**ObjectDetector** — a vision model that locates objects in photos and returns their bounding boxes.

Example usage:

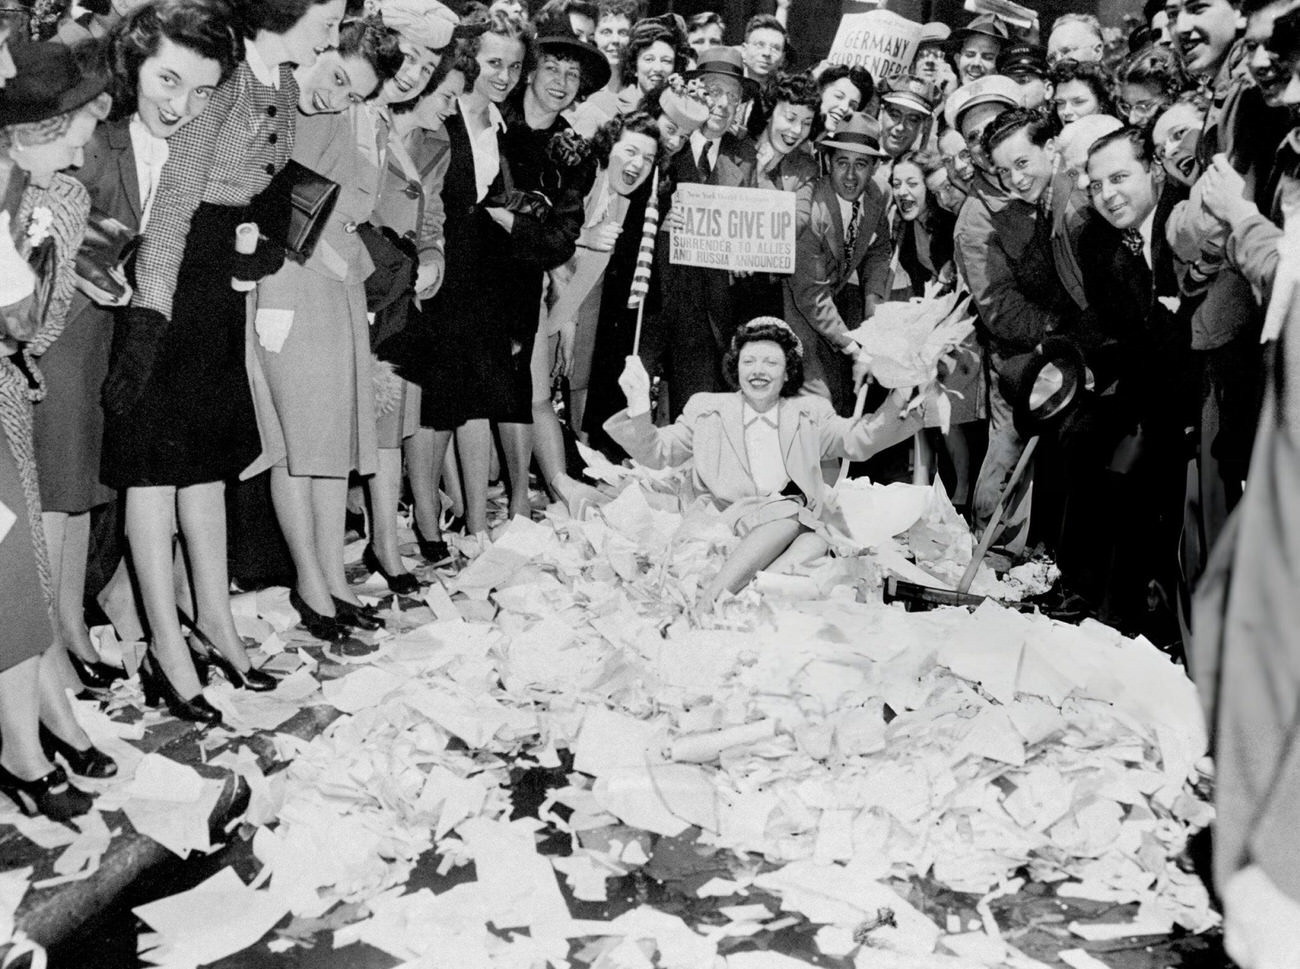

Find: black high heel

[362,544,420,596]
[413,524,453,566]
[138,652,223,725]
[331,596,383,631]
[66,652,126,691]
[39,726,117,779]
[288,589,348,642]
[173,611,215,685]
[0,763,92,822]
[183,622,277,693]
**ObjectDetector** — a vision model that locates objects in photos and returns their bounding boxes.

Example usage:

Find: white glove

[618,355,652,417]
[0,213,36,308]
[1224,864,1300,969]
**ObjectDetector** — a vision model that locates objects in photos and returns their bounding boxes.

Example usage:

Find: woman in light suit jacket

[606,318,926,611]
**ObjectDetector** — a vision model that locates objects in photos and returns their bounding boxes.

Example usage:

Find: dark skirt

[0,437,51,672]
[101,203,260,488]
[33,293,114,512]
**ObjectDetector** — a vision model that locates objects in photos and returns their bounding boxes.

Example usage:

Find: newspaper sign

[669,184,796,274]
[828,7,922,83]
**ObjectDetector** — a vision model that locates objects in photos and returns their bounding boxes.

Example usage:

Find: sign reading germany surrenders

[669,184,796,274]
[827,8,922,82]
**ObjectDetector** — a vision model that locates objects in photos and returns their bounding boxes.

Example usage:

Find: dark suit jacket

[783,174,891,411]
[657,132,759,411]
[1079,204,1194,434]
[76,119,144,231]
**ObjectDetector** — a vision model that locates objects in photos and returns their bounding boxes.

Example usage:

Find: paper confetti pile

[4,474,1216,969]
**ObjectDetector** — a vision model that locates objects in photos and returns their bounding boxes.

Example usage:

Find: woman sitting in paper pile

[606,317,934,609]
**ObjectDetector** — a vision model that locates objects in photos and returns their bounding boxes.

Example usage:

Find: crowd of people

[1,0,1299,958]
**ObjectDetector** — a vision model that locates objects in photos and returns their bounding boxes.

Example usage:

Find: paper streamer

[627,166,660,311]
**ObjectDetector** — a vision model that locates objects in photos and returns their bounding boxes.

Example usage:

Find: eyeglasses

[1117,96,1165,117]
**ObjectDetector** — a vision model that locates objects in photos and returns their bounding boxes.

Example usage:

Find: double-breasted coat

[246,107,380,479]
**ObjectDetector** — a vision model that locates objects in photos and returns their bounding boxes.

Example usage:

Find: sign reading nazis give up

[827,8,922,83]
[669,184,796,274]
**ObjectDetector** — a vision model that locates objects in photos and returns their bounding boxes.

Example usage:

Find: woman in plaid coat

[100,0,348,724]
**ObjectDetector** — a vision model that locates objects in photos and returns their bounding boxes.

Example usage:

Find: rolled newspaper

[666,718,777,763]
[232,222,259,292]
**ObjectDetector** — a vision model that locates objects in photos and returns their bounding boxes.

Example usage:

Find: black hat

[947,13,1012,52]
[685,46,760,100]
[997,43,1049,79]
[534,15,612,91]
[0,41,110,128]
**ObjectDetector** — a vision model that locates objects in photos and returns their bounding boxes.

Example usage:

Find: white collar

[244,38,281,89]
[690,130,720,159]
[459,96,505,133]
[1138,207,1156,264]
[742,400,779,428]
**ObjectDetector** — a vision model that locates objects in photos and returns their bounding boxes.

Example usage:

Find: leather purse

[74,209,140,300]
[246,160,341,264]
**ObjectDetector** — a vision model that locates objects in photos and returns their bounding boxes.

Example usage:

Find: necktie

[697,142,713,180]
[1121,227,1143,255]
[845,198,861,255]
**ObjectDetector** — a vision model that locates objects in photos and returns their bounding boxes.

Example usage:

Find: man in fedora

[784,113,891,416]
[653,45,759,418]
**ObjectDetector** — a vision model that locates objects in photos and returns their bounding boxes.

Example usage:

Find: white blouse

[128,114,169,231]
[742,401,790,495]
[458,96,505,203]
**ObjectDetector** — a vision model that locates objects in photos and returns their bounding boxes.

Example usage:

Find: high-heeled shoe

[362,544,420,596]
[39,726,117,779]
[184,622,277,693]
[138,652,223,725]
[0,763,92,822]
[413,524,453,566]
[331,596,383,631]
[66,652,127,691]
[288,589,349,642]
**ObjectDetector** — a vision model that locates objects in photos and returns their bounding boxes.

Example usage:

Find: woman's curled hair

[108,0,242,121]
[236,0,337,39]
[589,109,663,169]
[724,318,805,397]
[337,15,405,90]
[389,42,480,114]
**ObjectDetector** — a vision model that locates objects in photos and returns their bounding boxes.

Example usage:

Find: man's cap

[816,111,888,157]
[943,73,1022,129]
[996,42,1049,79]
[917,22,951,48]
[880,74,941,115]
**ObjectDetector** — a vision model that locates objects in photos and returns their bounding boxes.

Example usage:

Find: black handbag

[246,160,340,263]
[74,208,140,300]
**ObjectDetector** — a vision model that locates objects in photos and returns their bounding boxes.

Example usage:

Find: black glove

[101,307,167,417]
[486,189,553,223]
[231,239,286,282]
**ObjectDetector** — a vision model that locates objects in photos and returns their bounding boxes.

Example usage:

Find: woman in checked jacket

[99,0,347,724]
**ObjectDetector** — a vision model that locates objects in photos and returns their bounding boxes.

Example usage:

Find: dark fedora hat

[0,41,109,128]
[816,111,888,157]
[947,13,1012,51]
[533,13,612,91]
[685,46,759,101]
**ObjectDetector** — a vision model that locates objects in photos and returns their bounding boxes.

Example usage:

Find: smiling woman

[606,318,930,612]
[295,15,403,114]
[31,0,240,714]
[99,0,357,724]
